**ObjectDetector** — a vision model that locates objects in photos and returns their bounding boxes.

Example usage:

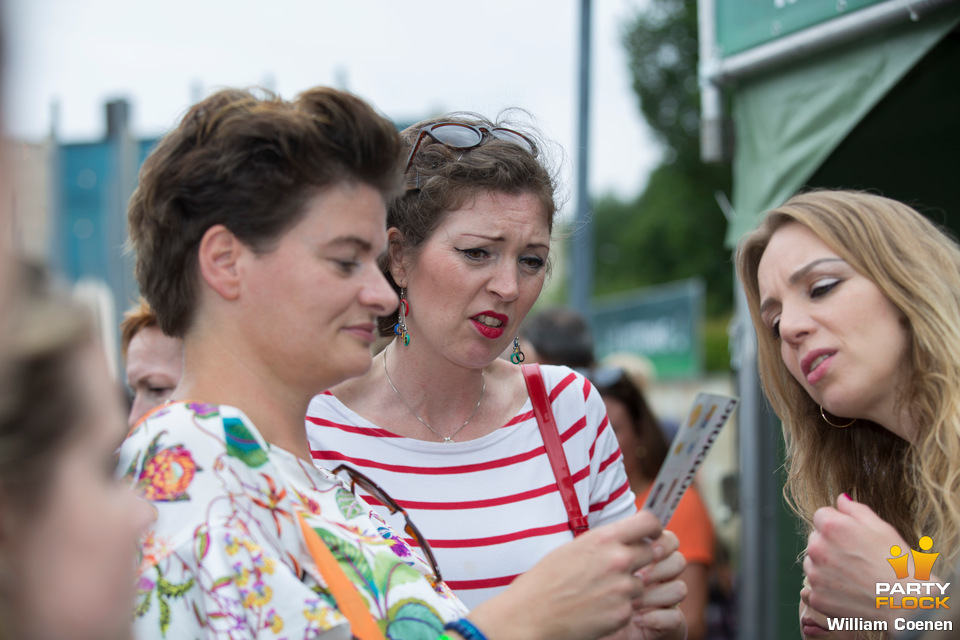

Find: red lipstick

[470,311,508,340]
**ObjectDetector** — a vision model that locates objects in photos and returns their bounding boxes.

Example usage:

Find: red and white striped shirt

[306,365,636,609]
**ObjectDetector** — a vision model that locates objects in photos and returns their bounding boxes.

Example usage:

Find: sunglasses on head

[332,464,443,584]
[403,121,538,175]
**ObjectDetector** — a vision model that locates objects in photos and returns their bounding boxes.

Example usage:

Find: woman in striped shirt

[308,113,687,638]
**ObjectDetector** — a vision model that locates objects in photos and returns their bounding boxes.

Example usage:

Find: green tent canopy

[727,5,960,245]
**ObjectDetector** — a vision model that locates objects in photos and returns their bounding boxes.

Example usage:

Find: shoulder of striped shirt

[306,366,593,432]
[305,365,618,472]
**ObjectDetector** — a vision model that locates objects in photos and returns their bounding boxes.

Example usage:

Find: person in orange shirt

[592,366,716,640]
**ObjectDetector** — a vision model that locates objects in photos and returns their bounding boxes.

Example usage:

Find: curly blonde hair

[737,190,960,572]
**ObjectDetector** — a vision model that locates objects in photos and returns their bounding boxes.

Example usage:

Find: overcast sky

[3,0,662,211]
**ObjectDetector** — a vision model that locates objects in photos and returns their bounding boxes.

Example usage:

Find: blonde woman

[737,190,960,637]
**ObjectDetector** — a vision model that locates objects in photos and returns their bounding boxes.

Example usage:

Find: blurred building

[7,138,51,263]
[8,99,160,375]
[53,100,159,322]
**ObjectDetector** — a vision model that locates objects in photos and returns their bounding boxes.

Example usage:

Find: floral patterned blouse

[119,401,468,639]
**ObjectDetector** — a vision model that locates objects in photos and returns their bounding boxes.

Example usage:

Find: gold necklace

[382,348,484,443]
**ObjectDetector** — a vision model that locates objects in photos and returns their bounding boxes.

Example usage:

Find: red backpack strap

[521,364,589,537]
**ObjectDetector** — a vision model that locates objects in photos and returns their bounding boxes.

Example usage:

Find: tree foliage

[594,163,732,317]
[592,0,732,318]
[623,0,701,167]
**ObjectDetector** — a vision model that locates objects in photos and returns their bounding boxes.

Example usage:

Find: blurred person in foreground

[0,4,15,358]
[737,190,960,638]
[123,86,685,640]
[305,112,687,638]
[120,298,182,428]
[0,263,152,640]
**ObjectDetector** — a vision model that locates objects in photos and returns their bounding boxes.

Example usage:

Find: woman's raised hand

[804,494,911,624]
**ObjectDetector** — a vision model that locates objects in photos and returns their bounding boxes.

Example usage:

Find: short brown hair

[119,297,158,360]
[378,112,558,335]
[129,87,403,337]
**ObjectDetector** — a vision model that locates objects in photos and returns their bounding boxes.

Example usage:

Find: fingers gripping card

[643,393,738,527]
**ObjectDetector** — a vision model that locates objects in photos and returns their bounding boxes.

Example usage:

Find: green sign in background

[716,0,889,56]
[590,279,703,379]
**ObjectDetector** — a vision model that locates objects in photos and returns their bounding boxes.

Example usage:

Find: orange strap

[297,512,386,640]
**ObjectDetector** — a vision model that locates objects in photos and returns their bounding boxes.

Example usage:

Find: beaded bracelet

[444,618,489,640]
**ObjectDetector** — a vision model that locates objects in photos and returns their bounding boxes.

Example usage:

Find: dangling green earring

[393,288,411,346]
[509,336,525,364]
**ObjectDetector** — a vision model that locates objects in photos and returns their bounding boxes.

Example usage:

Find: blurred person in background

[737,190,960,637]
[601,351,657,392]
[120,298,182,428]
[521,305,595,368]
[590,366,715,640]
[599,351,680,443]
[124,86,685,640]
[0,262,152,640]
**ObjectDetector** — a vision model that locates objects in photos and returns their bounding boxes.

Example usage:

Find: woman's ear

[387,228,408,288]
[197,225,245,301]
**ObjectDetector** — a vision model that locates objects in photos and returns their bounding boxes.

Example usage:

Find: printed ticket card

[642,392,738,527]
